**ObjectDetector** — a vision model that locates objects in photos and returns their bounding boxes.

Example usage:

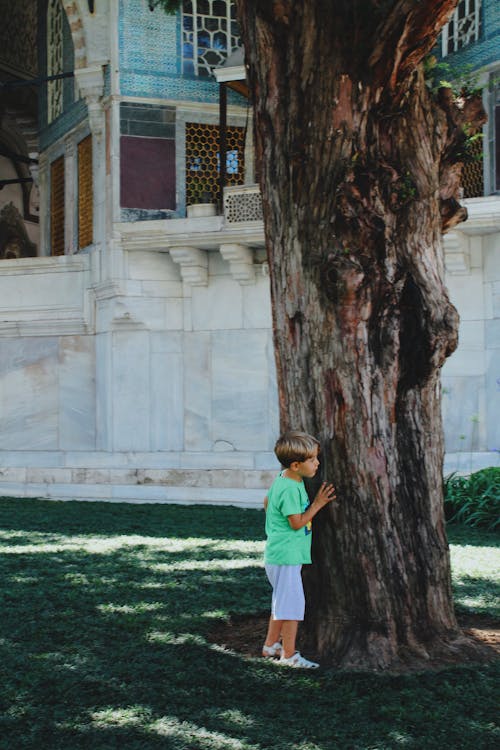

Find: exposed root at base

[208,612,499,673]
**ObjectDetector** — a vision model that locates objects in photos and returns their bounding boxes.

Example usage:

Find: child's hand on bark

[314,482,336,508]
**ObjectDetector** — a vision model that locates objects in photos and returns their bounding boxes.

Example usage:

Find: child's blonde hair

[274,431,320,468]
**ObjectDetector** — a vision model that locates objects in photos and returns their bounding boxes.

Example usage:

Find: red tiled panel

[120,136,176,209]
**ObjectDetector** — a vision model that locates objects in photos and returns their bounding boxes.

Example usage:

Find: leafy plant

[424,57,483,98]
[444,467,500,530]
[147,0,180,13]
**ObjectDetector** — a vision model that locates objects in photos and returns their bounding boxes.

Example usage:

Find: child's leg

[281,620,299,658]
[264,615,283,647]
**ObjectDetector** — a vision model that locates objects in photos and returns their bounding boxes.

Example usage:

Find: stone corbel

[74,65,105,136]
[169,246,208,286]
[219,243,255,284]
[443,231,470,274]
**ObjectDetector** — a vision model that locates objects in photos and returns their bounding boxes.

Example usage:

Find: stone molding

[220,243,255,285]
[74,65,106,135]
[169,246,208,286]
[460,196,500,234]
[0,254,91,336]
[444,231,470,274]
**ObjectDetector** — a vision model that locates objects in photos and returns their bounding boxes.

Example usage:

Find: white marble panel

[492,282,500,318]
[0,267,85,311]
[165,299,183,330]
[266,331,280,447]
[95,333,113,450]
[150,331,182,354]
[0,338,59,450]
[150,348,184,450]
[141,280,183,298]
[26,468,73,484]
[112,331,150,451]
[441,376,484,452]
[208,251,231,277]
[58,336,96,450]
[179,451,255,469]
[112,297,168,331]
[443,350,485,378]
[254,452,280,470]
[444,451,500,475]
[0,450,64,467]
[242,277,272,329]
[183,332,211,450]
[483,235,500,282]
[71,468,111,484]
[127,250,181,282]
[191,277,243,330]
[211,330,271,451]
[0,468,27,483]
[485,349,500,453]
[485,319,500,350]
[446,269,484,321]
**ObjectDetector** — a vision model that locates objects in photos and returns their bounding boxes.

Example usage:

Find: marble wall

[0,211,498,505]
[442,225,500,471]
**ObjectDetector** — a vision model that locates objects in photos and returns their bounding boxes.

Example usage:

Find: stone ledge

[0,466,275,490]
[0,483,264,508]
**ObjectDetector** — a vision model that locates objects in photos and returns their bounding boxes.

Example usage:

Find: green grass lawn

[0,497,498,750]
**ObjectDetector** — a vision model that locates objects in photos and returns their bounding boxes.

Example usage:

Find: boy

[262,431,336,668]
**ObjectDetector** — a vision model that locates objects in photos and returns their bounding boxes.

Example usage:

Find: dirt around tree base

[208,612,499,672]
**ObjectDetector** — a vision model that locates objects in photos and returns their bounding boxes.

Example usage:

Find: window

[78,135,93,248]
[441,0,482,57]
[50,156,65,256]
[47,0,64,123]
[185,122,245,204]
[182,0,240,77]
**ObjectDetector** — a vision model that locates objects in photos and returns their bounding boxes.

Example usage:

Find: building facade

[0,0,498,505]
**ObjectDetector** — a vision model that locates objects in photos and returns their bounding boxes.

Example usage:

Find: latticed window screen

[182,0,241,77]
[78,135,93,248]
[185,122,245,204]
[47,0,64,123]
[441,0,482,57]
[461,138,484,198]
[50,156,65,256]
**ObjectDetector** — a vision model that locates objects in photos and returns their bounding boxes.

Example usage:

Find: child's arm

[287,482,336,530]
[263,495,268,511]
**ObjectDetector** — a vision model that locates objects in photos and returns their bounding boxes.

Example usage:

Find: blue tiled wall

[438,0,500,70]
[119,0,224,104]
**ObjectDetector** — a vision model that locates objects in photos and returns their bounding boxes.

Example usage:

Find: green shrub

[444,467,500,530]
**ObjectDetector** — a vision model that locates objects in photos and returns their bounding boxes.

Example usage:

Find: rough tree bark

[235,0,487,669]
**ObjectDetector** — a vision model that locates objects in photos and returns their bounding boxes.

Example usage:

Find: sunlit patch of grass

[148,715,256,749]
[91,705,153,728]
[449,538,500,615]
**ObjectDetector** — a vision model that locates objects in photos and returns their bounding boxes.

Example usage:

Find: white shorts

[265,564,305,621]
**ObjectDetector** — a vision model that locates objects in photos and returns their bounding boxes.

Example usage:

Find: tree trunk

[236,0,486,670]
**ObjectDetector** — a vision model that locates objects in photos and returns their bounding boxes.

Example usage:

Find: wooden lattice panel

[78,135,93,248]
[50,156,65,256]
[461,138,484,199]
[185,122,245,205]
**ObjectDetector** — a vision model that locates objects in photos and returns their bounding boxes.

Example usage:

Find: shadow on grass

[447,524,500,549]
[0,497,265,541]
[0,497,499,750]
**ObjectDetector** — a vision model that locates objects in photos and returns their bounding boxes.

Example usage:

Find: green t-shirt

[264,472,312,565]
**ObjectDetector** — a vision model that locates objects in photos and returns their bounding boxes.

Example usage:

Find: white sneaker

[279,651,319,669]
[262,641,282,658]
